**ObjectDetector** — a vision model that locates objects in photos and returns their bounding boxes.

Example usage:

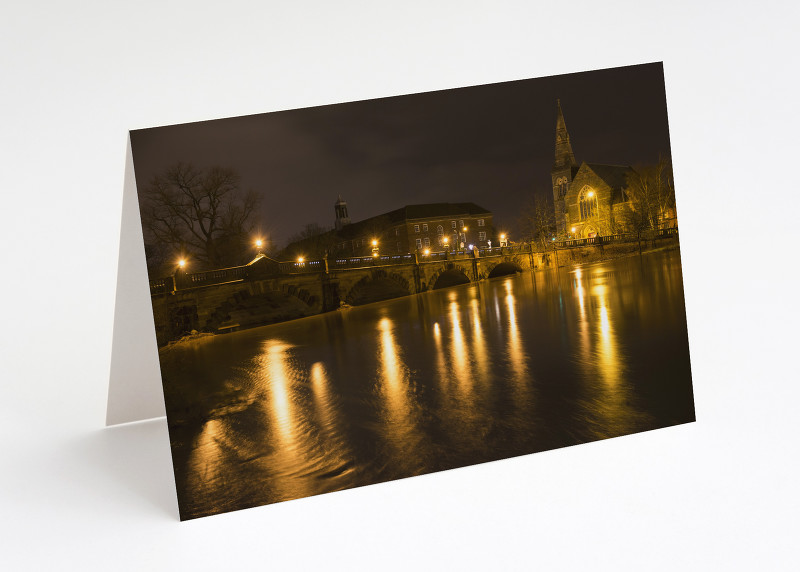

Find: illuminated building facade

[551,100,634,238]
[332,202,494,256]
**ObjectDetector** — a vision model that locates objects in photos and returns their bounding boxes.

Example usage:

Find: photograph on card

[130,62,695,520]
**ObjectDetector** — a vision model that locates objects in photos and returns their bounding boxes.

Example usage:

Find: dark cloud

[130,62,671,248]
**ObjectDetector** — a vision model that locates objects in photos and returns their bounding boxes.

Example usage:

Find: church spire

[553,99,577,170]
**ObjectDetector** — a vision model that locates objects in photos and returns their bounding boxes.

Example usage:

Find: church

[551,100,634,239]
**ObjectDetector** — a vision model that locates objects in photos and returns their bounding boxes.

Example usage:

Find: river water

[160,249,694,519]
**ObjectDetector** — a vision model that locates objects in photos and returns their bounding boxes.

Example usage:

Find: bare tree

[142,162,261,270]
[623,156,676,232]
[282,223,336,259]
[518,194,556,250]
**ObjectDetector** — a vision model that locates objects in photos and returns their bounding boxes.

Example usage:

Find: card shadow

[71,418,178,519]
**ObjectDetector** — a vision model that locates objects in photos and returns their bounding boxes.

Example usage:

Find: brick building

[551,100,634,238]
[282,199,494,259]
[332,199,494,256]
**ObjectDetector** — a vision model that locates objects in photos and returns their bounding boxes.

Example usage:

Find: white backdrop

[2,1,798,570]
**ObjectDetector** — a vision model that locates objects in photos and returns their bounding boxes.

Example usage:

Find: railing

[328,253,416,270]
[279,259,326,274]
[551,227,678,249]
[185,265,248,286]
[150,230,678,294]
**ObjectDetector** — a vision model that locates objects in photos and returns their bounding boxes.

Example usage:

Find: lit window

[423,237,430,247]
[422,223,428,232]
[478,231,486,241]
[451,220,457,229]
[579,186,597,220]
[477,219,484,226]
[415,238,422,249]
[414,224,420,233]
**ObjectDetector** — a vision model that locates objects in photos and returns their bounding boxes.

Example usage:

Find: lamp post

[174,258,187,291]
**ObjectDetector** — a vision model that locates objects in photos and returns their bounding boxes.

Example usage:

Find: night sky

[130,62,671,249]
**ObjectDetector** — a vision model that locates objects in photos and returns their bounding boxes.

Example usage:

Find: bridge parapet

[551,227,678,249]
[148,232,676,296]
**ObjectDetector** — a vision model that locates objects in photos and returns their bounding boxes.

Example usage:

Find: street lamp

[177,258,186,269]
[297,256,305,265]
[423,248,430,256]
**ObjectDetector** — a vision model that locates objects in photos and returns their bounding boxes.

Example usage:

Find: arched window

[555,177,569,198]
[579,186,597,220]
[437,225,444,246]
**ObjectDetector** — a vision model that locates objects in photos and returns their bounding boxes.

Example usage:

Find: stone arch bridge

[149,246,542,345]
[148,228,679,345]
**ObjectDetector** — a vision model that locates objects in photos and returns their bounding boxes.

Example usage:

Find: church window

[555,177,568,198]
[579,186,598,220]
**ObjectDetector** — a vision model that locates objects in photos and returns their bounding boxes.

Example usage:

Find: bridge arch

[344,270,411,306]
[430,264,473,290]
[486,259,523,278]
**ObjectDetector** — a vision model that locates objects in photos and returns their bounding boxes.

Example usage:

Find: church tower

[551,99,578,235]
[334,195,351,231]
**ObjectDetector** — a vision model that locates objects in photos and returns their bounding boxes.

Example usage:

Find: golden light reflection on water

[449,301,472,397]
[469,297,490,384]
[504,283,529,387]
[188,418,225,499]
[572,267,651,438]
[377,317,423,466]
[264,342,295,444]
[310,361,333,431]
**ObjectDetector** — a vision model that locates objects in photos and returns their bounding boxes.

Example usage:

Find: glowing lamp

[177,259,186,268]
[372,239,378,246]
[423,248,430,255]
[297,256,304,263]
